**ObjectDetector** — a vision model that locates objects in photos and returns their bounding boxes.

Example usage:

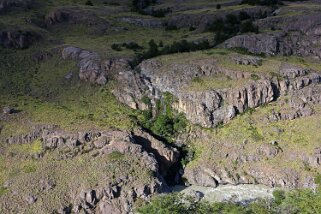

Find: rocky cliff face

[113,55,321,128]
[222,13,321,59]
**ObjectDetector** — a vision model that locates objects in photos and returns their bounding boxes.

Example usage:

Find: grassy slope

[187,100,321,177]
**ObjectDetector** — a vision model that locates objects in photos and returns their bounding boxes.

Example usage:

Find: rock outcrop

[45,7,110,34]
[118,17,164,28]
[6,125,58,145]
[61,46,130,85]
[0,0,32,12]
[0,27,41,49]
[62,46,107,85]
[223,13,321,59]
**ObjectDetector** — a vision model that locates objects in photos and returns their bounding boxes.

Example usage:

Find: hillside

[1,0,321,213]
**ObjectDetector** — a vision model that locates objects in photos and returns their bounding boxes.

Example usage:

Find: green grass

[0,187,7,197]
[186,74,249,91]
[0,51,136,136]
[9,140,43,155]
[109,151,125,160]
[22,163,37,174]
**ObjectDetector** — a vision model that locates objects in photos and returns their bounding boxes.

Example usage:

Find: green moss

[138,92,187,141]
[0,186,7,197]
[187,74,248,91]
[109,151,125,160]
[23,164,37,174]
[9,140,43,155]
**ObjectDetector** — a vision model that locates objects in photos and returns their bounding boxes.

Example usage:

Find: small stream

[172,184,275,204]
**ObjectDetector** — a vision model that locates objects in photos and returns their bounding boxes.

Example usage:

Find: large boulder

[61,46,131,85]
[62,46,107,85]
[221,33,281,56]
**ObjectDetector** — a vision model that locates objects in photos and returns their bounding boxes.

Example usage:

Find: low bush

[129,39,211,68]
[138,92,187,141]
[137,189,321,214]
[207,14,259,45]
[85,0,94,6]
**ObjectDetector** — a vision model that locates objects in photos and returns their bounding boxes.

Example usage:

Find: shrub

[273,190,286,205]
[130,39,211,68]
[109,151,125,160]
[150,7,171,17]
[138,92,187,141]
[216,4,221,9]
[141,95,151,105]
[137,189,321,213]
[241,0,279,6]
[85,0,94,6]
[240,20,259,33]
[251,74,261,81]
[189,26,196,31]
[111,44,122,51]
[148,39,159,57]
[132,0,157,13]
[239,11,251,20]
[165,25,178,31]
[136,193,270,213]
[208,14,259,45]
[0,187,7,196]
[122,42,143,51]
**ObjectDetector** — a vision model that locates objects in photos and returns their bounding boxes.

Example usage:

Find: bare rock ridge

[6,126,179,213]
